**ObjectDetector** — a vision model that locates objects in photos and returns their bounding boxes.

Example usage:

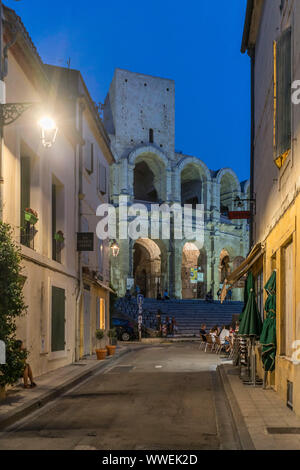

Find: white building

[1,6,113,376]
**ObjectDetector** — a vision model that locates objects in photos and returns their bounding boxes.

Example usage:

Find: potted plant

[95,329,107,360]
[24,208,38,225]
[54,230,64,243]
[106,328,117,356]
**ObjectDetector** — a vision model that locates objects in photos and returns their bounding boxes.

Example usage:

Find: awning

[227,242,264,286]
[96,280,116,294]
[220,243,264,304]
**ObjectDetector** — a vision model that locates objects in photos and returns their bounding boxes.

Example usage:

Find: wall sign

[77,232,94,251]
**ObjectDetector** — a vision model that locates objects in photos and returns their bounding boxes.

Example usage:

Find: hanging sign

[228,211,251,220]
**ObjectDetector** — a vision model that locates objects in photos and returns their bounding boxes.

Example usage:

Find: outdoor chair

[205,334,214,353]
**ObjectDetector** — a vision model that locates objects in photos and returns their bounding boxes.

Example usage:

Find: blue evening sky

[7,0,250,182]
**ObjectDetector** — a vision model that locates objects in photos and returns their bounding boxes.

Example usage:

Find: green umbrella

[239,272,251,321]
[260,271,276,372]
[239,272,263,337]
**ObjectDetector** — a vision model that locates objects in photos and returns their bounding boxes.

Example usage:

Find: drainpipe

[75,101,85,361]
[249,47,255,250]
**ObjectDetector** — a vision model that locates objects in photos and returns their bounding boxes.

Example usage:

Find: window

[51,286,65,352]
[98,162,107,195]
[98,239,104,274]
[85,141,94,174]
[20,156,31,247]
[149,128,154,143]
[274,28,292,168]
[96,297,105,330]
[52,178,65,262]
[283,242,294,357]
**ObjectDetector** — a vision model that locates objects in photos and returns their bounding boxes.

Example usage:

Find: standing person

[217,288,222,301]
[165,316,170,335]
[226,289,232,302]
[156,309,162,336]
[172,317,178,336]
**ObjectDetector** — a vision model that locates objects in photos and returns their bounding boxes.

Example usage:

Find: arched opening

[219,249,231,285]
[219,173,239,217]
[134,161,158,202]
[133,153,166,202]
[181,164,204,208]
[181,243,206,299]
[133,239,162,298]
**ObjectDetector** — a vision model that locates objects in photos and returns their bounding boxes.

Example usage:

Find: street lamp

[38,116,58,148]
[110,240,120,257]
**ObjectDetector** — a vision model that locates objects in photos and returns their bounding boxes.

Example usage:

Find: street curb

[0,345,138,431]
[217,365,255,450]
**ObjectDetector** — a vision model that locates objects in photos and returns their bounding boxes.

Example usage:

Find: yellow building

[235,0,300,416]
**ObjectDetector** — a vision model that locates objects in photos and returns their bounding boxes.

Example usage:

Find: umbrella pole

[251,337,256,386]
[263,370,268,389]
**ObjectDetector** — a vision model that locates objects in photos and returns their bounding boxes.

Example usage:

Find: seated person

[163,289,170,300]
[199,324,207,342]
[219,325,230,345]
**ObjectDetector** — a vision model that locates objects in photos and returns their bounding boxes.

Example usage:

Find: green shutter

[20,157,30,245]
[51,286,65,352]
[276,28,292,162]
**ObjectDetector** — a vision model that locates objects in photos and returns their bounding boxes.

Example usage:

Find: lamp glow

[110,240,120,257]
[38,116,58,148]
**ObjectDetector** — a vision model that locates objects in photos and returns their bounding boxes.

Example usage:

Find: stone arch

[128,147,168,202]
[133,238,164,298]
[176,157,210,207]
[243,179,250,197]
[181,242,207,299]
[219,248,231,283]
[216,168,241,215]
[177,157,211,182]
[243,179,250,211]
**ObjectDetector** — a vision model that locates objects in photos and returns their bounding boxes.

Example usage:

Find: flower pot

[24,211,38,225]
[106,345,117,356]
[96,348,107,360]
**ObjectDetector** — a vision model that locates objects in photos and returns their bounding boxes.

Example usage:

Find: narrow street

[0,344,239,450]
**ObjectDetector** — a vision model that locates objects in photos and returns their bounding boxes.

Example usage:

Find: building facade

[241,0,300,416]
[103,69,249,300]
[1,6,113,377]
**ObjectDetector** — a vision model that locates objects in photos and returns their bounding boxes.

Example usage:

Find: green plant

[95,329,105,341]
[0,222,28,388]
[108,328,117,338]
[107,328,117,346]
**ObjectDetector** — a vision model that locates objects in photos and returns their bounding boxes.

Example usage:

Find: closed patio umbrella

[239,272,263,336]
[239,272,263,386]
[260,271,276,380]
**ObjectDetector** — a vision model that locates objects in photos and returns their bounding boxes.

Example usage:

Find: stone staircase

[142,299,243,336]
[115,298,244,337]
